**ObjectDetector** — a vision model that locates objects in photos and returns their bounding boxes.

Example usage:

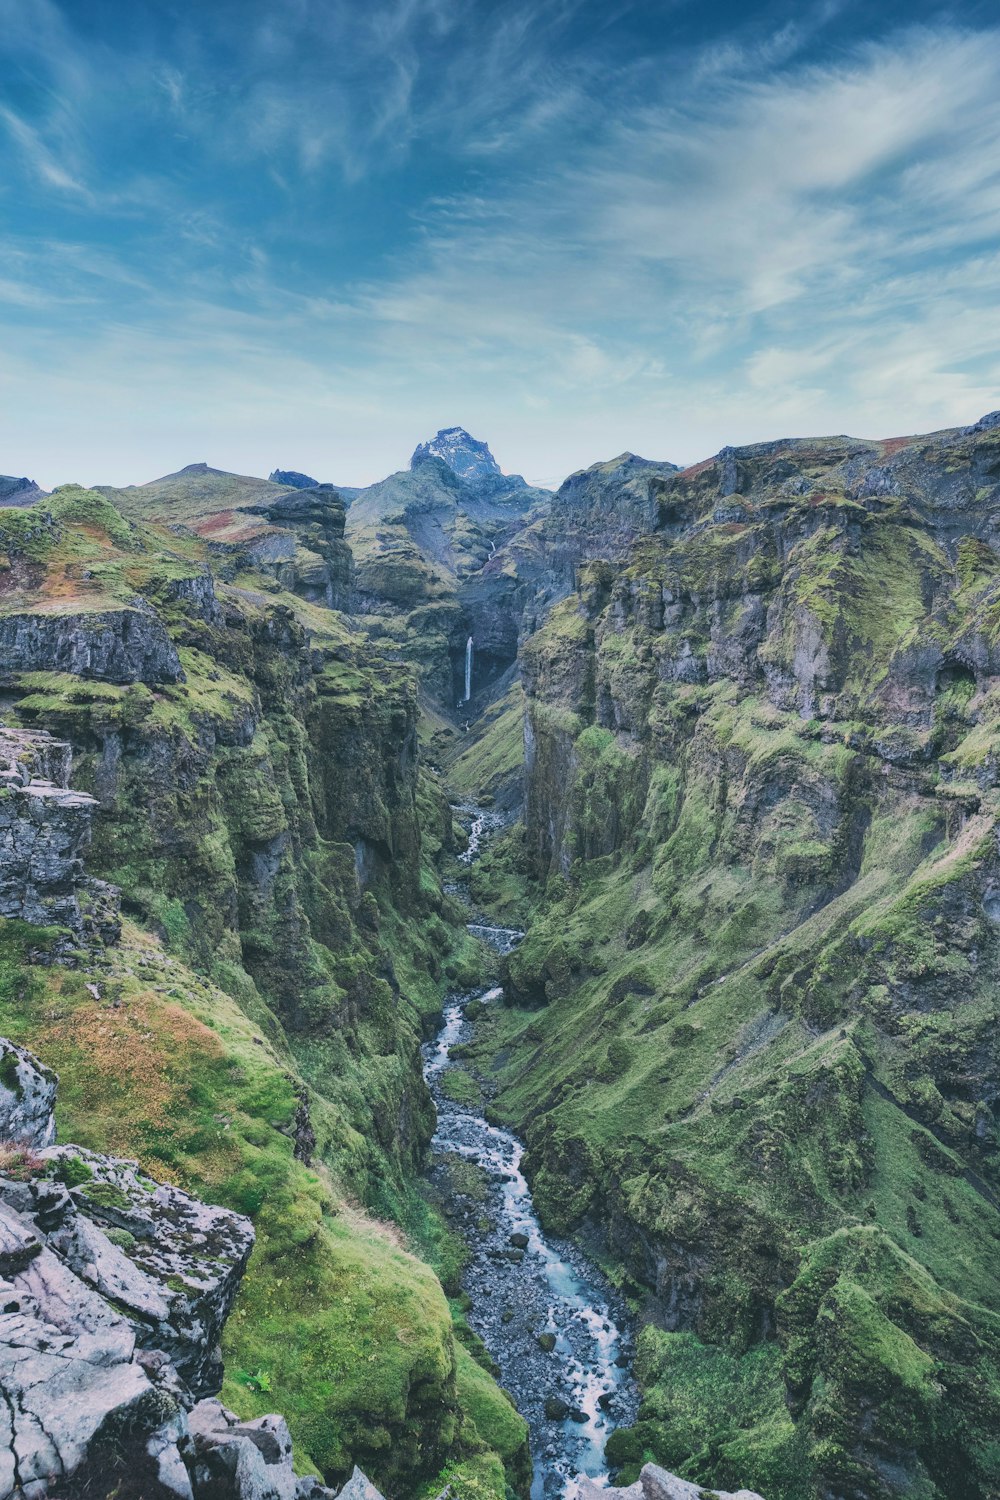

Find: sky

[2,0,1000,490]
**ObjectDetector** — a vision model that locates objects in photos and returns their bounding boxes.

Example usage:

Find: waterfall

[463,636,474,702]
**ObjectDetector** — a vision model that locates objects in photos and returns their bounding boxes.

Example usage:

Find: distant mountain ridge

[0,474,47,506]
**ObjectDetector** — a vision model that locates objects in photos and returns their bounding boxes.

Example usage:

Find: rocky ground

[0,1035,380,1500]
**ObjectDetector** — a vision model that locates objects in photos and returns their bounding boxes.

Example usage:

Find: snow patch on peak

[410,427,525,492]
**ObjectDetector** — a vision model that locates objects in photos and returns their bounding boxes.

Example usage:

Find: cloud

[0,106,89,196]
[1,3,999,488]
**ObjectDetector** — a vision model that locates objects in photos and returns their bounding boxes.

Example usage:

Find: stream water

[423,808,638,1499]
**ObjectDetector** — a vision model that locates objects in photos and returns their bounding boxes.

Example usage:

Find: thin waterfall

[464,636,474,702]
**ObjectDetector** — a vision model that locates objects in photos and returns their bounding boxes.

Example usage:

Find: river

[422,808,638,1499]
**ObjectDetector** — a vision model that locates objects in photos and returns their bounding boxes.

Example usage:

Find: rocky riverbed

[424,809,639,1499]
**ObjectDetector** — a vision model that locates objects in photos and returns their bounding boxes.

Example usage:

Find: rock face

[0,726,120,945]
[0,607,183,686]
[0,1036,382,1500]
[347,446,550,703]
[410,426,529,496]
[269,469,319,490]
[0,476,46,507]
[470,415,1000,1500]
[243,485,354,609]
[37,1143,255,1394]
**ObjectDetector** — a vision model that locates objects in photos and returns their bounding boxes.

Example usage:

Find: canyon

[0,416,999,1500]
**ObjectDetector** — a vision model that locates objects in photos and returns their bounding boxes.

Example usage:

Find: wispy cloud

[1,1,999,487]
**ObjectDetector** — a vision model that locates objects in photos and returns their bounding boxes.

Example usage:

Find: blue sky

[2,0,1000,489]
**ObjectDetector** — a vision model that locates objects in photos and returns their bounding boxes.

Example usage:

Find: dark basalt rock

[0,725,121,945]
[269,469,319,490]
[0,607,183,685]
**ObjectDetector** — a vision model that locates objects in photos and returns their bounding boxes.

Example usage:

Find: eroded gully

[422,809,638,1499]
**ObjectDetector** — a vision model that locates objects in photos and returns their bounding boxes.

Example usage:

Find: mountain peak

[410,427,526,493]
[269,468,318,490]
[0,475,46,507]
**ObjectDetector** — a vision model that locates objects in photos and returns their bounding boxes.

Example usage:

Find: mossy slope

[0,483,527,1496]
[463,420,1000,1500]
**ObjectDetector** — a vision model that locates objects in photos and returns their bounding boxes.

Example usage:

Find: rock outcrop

[0,607,183,686]
[0,726,120,945]
[0,477,46,507]
[410,427,531,498]
[269,470,319,491]
[242,485,354,609]
[0,1038,56,1148]
[579,1465,764,1500]
[0,1038,382,1500]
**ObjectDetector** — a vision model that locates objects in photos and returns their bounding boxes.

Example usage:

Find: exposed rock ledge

[0,726,120,948]
[0,1040,384,1500]
[0,606,183,686]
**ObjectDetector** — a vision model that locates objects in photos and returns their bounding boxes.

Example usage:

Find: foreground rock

[0,1038,381,1500]
[579,1463,764,1500]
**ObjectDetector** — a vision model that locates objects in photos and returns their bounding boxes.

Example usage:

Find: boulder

[0,1038,56,1147]
[41,1143,255,1394]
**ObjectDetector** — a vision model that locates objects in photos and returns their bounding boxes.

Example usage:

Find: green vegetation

[0,480,529,1498]
[456,427,1000,1500]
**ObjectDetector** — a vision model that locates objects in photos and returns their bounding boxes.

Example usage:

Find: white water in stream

[424,807,637,1498]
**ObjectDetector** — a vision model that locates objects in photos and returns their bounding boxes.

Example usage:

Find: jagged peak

[0,474,46,506]
[269,467,319,489]
[410,426,527,492]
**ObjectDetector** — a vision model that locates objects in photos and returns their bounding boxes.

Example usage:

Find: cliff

[458,415,1000,1500]
[346,438,550,705]
[0,478,528,1497]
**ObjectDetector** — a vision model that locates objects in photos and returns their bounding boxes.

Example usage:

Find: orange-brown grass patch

[877,435,913,458]
[35,986,226,1176]
[191,513,272,543]
[678,456,715,479]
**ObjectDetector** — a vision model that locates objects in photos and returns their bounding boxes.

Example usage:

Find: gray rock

[0,475,45,506]
[42,1143,255,1394]
[294,1480,340,1500]
[269,469,319,490]
[0,1201,42,1274]
[192,1430,296,1500]
[0,1268,157,1491]
[188,1400,340,1500]
[0,1042,341,1500]
[0,1038,56,1147]
[411,427,527,495]
[336,1468,387,1500]
[639,1463,765,1500]
[578,1466,765,1500]
[0,726,121,945]
[0,606,183,685]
